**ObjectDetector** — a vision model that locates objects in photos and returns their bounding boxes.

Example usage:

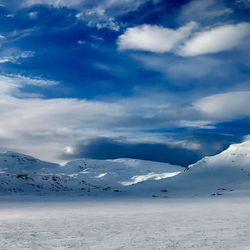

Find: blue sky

[0,0,249,165]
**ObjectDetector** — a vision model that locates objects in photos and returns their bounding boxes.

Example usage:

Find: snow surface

[0,197,249,250]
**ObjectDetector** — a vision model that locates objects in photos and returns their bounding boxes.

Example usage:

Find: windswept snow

[121,171,181,186]
[95,173,107,178]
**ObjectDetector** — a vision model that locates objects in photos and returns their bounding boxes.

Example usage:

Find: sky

[0,0,249,166]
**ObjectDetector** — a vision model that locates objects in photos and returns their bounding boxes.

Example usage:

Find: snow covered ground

[0,196,250,250]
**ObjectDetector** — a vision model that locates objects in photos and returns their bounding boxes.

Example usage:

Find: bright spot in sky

[64,146,74,154]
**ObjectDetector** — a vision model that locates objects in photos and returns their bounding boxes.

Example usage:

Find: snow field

[0,197,249,250]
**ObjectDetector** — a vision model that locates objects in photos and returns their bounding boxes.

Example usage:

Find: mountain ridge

[0,141,250,197]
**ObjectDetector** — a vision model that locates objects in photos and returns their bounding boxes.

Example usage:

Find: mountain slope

[157,140,250,197]
[0,151,59,173]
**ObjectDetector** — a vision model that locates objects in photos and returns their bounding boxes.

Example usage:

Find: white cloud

[0,51,34,64]
[0,35,6,46]
[28,11,39,19]
[118,22,250,56]
[22,0,148,11]
[18,0,150,31]
[21,0,150,22]
[133,54,226,80]
[76,7,121,31]
[194,91,250,120]
[22,0,83,8]
[1,75,249,163]
[179,23,250,56]
[0,58,14,64]
[0,81,123,162]
[117,22,198,53]
[0,74,204,162]
[23,0,150,13]
[0,75,58,98]
[101,0,154,16]
[179,0,232,23]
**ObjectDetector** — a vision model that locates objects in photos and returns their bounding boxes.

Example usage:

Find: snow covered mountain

[157,140,250,197]
[0,140,250,197]
[0,151,182,195]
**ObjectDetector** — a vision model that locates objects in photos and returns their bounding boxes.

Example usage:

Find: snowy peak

[211,140,250,162]
[225,140,250,154]
[189,140,250,169]
[164,140,250,197]
[217,140,250,165]
[0,151,59,173]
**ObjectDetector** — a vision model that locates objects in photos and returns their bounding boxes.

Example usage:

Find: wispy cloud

[0,74,58,96]
[22,0,84,8]
[0,35,6,46]
[14,0,150,32]
[178,0,233,23]
[75,6,121,31]
[0,51,34,64]
[21,0,150,13]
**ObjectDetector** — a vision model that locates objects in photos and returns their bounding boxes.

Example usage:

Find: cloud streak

[0,51,33,64]
[178,0,233,23]
[0,75,58,96]
[22,0,84,8]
